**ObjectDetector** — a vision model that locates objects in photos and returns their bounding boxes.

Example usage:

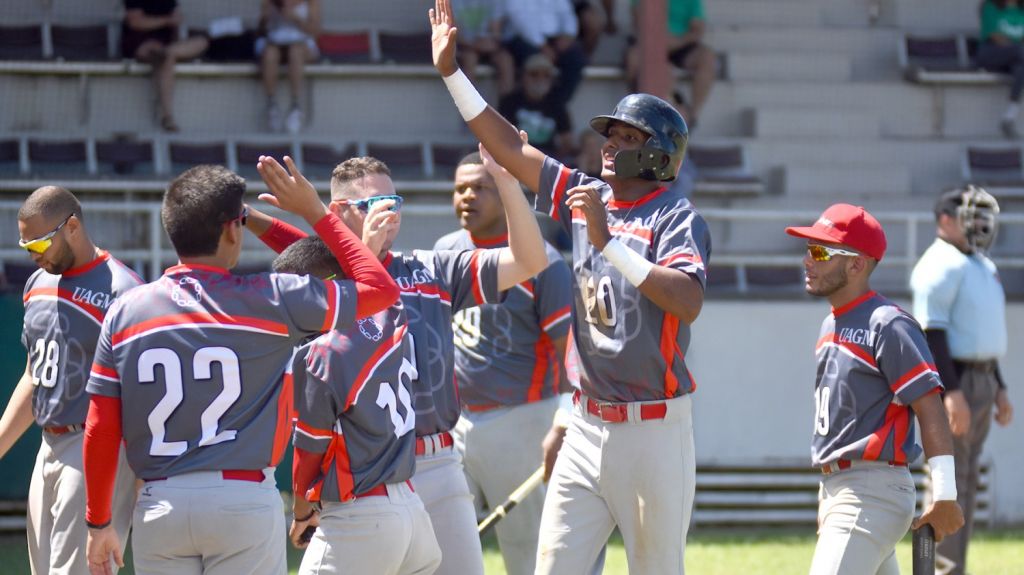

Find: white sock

[1004,103,1019,121]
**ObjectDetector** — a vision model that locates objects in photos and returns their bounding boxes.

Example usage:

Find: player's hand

[995,388,1013,427]
[289,508,320,549]
[943,390,971,437]
[541,423,567,482]
[87,525,123,575]
[912,500,964,542]
[429,0,459,77]
[362,198,400,259]
[256,156,328,225]
[565,185,612,250]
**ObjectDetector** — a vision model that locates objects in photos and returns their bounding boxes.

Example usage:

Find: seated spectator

[122,0,209,132]
[574,0,613,57]
[452,0,515,96]
[975,0,1024,139]
[257,0,321,134]
[576,128,603,178]
[498,54,575,161]
[501,0,587,104]
[624,0,715,128]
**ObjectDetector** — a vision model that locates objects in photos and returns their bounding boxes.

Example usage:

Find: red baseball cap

[785,203,887,261]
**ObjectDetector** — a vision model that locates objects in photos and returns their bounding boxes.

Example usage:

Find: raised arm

[430,0,548,193]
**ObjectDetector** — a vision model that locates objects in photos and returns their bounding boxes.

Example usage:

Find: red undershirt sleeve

[83,394,123,526]
[293,446,325,501]
[312,213,399,318]
[258,218,309,254]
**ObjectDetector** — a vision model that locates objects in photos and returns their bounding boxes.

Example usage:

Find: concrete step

[705,0,821,28]
[727,53,852,82]
[752,108,880,139]
[785,164,912,198]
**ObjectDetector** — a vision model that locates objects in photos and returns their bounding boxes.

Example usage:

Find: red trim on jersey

[550,166,572,221]
[890,362,938,394]
[660,315,682,398]
[831,290,877,317]
[527,332,555,402]
[295,419,333,440]
[165,263,230,276]
[344,326,407,410]
[294,445,326,503]
[23,287,105,324]
[470,233,509,247]
[518,280,535,296]
[816,332,878,369]
[609,222,654,244]
[891,405,910,463]
[111,312,289,346]
[400,282,452,303]
[659,252,702,267]
[320,280,339,332]
[332,436,357,502]
[90,363,120,381]
[469,249,485,305]
[270,371,295,466]
[83,394,122,526]
[606,187,668,210]
[62,250,111,278]
[541,305,571,332]
[863,403,902,462]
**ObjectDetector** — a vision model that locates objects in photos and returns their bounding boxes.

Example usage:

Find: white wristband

[552,392,574,428]
[442,68,488,122]
[928,454,958,501]
[601,238,655,287]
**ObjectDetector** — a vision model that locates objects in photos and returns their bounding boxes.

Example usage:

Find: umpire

[910,186,1014,575]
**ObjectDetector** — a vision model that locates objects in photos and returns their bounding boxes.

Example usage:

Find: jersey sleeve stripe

[271,369,296,466]
[89,363,120,382]
[331,438,357,502]
[111,312,289,347]
[609,223,654,246]
[549,166,572,221]
[470,249,485,305]
[816,335,879,371]
[344,325,408,410]
[399,283,452,304]
[889,362,939,395]
[541,305,572,332]
[320,280,340,332]
[24,288,104,325]
[295,419,333,440]
[659,252,703,267]
[527,333,554,402]
[659,315,682,397]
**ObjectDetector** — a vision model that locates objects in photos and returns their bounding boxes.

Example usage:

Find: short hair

[272,236,344,279]
[18,186,83,223]
[330,156,391,200]
[162,165,246,257]
[457,152,483,168]
[934,188,966,220]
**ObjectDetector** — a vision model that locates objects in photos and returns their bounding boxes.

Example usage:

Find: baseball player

[910,186,1014,575]
[245,153,549,575]
[270,237,442,575]
[0,186,140,575]
[82,160,399,575]
[431,3,712,572]
[433,151,572,575]
[784,204,965,574]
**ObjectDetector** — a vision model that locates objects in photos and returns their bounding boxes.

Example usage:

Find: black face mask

[613,146,677,181]
[956,186,1001,252]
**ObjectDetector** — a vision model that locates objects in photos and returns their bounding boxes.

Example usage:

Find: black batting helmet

[590,93,689,182]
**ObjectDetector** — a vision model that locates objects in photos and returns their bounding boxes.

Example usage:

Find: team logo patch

[357,317,384,342]
[171,277,203,307]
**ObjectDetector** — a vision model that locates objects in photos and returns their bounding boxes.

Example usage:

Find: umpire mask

[955,186,1001,252]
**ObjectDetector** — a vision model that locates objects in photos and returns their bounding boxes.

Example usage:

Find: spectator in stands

[498,54,575,161]
[624,0,716,128]
[575,129,603,178]
[574,0,614,57]
[257,0,321,134]
[501,0,587,104]
[122,0,209,132]
[976,0,1024,139]
[452,0,516,96]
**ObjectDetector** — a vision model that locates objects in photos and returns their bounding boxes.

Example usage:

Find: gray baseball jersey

[21,250,143,427]
[433,231,572,410]
[384,250,503,436]
[86,263,356,479]
[811,291,943,467]
[535,157,711,402]
[292,303,417,503]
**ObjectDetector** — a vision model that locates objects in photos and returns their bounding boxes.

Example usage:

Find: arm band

[928,454,958,501]
[442,69,488,122]
[601,238,655,288]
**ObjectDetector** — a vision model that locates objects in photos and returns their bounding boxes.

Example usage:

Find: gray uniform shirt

[87,264,356,479]
[535,157,712,402]
[434,231,572,410]
[292,302,416,502]
[21,251,143,427]
[811,291,943,467]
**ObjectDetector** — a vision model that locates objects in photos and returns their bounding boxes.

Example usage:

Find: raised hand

[256,155,328,224]
[566,185,612,250]
[361,198,401,259]
[429,0,458,76]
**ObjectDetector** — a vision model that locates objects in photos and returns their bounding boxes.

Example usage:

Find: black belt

[953,359,997,373]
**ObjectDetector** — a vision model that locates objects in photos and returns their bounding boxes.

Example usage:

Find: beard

[806,264,849,297]
[43,243,76,275]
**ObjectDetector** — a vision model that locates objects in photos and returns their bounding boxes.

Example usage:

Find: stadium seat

[429,142,477,179]
[96,139,156,177]
[899,33,1005,85]
[707,265,739,289]
[0,139,21,176]
[235,142,293,180]
[168,141,228,175]
[366,142,426,179]
[300,142,358,181]
[50,24,114,61]
[378,31,432,64]
[963,146,1024,198]
[687,144,764,197]
[27,139,88,176]
[0,25,43,59]
[745,265,803,289]
[318,30,374,63]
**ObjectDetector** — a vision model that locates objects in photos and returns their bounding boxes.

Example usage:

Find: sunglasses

[341,195,403,213]
[224,205,249,227]
[19,214,73,254]
[807,244,860,262]
[323,273,337,281]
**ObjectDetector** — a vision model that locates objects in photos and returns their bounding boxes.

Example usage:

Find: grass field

[2,527,1022,574]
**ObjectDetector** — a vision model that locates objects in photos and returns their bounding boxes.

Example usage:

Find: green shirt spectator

[630,0,705,37]
[981,0,1024,43]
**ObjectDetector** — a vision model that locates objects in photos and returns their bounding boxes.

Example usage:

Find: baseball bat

[478,466,545,536]
[912,524,935,575]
